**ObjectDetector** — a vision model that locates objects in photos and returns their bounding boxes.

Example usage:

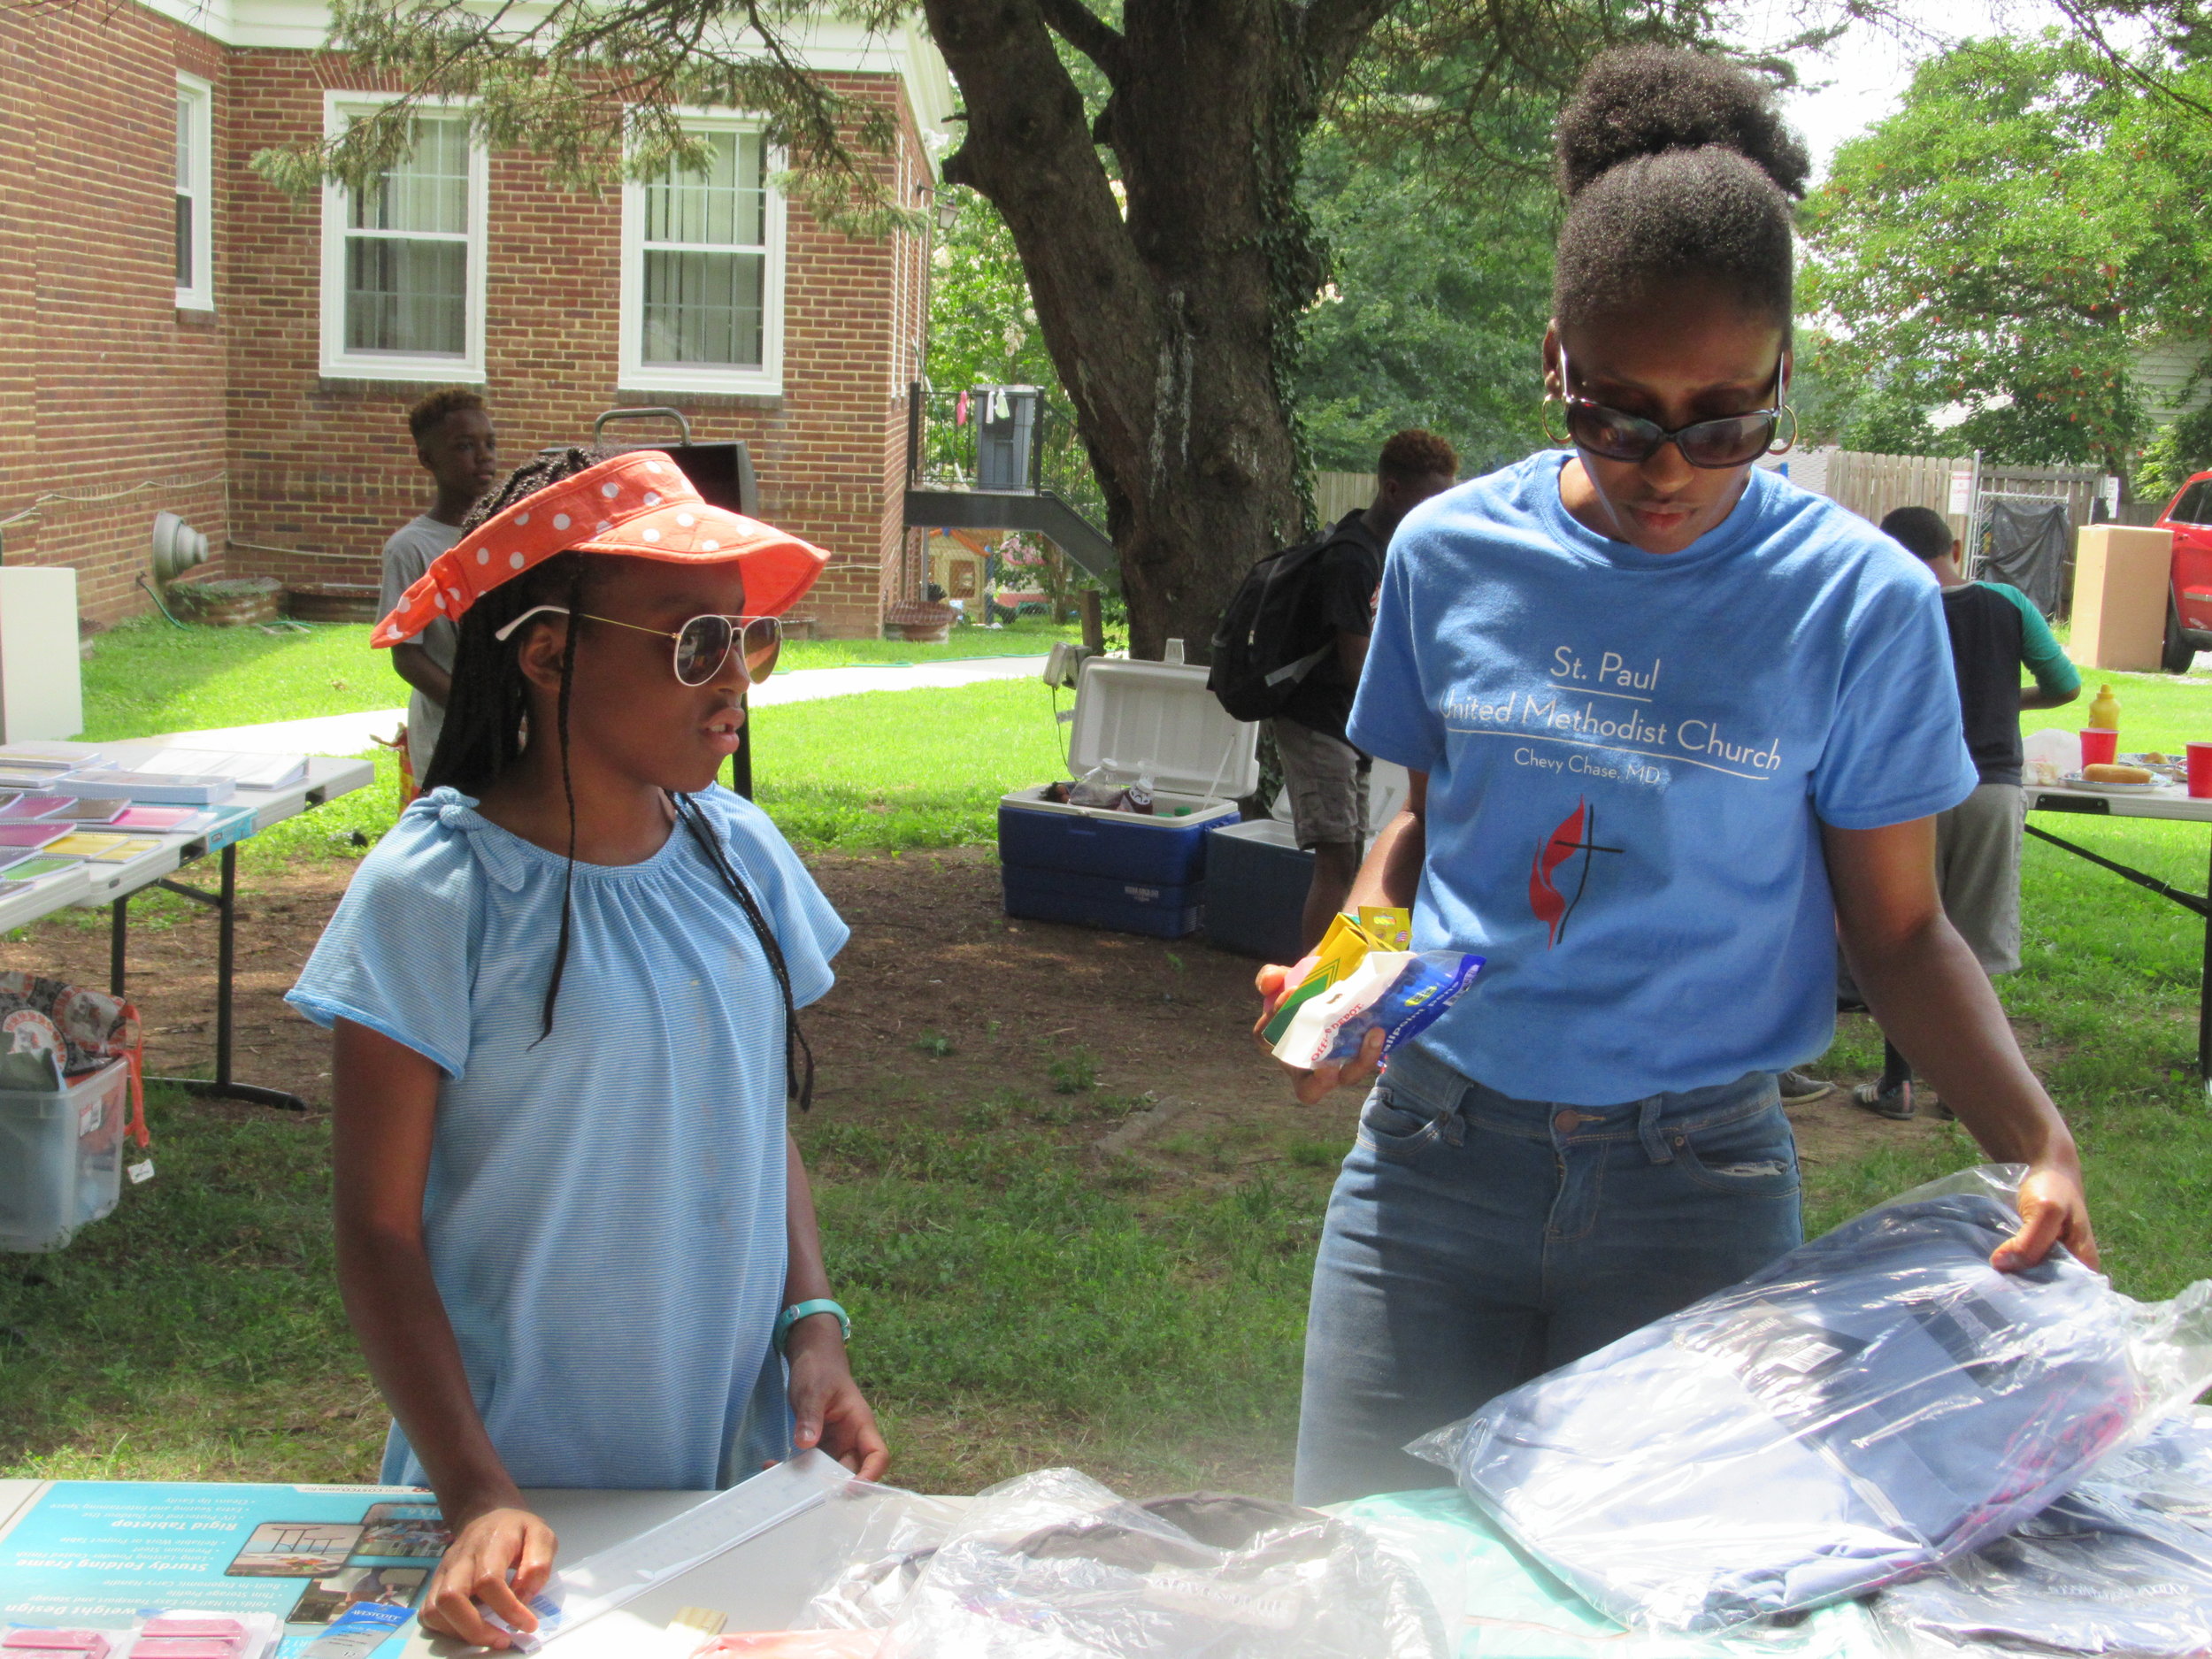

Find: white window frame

[319,92,488,383]
[174,73,214,311]
[618,111,787,398]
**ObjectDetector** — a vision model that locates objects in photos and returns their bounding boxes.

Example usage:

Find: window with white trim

[620,119,785,396]
[174,74,212,310]
[319,97,487,382]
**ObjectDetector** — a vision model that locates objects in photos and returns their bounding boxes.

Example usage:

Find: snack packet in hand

[1270,949,1483,1071]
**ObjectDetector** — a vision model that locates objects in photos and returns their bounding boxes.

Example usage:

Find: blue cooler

[999,646,1259,938]
[1202,817,1313,963]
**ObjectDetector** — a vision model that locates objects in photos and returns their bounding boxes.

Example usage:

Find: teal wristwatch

[774,1297,851,1355]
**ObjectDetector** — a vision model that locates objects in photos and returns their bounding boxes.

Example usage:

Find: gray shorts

[1269,717,1370,849]
[1936,782,2024,975]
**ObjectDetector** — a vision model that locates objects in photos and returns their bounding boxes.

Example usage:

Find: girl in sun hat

[288,448,885,1647]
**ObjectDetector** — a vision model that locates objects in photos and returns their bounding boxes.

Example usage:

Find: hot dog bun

[2085,763,2155,784]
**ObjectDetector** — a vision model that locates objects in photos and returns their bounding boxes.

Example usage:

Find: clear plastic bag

[795,1483,965,1631]
[1407,1165,2212,1635]
[797,1467,1448,1657]
[1872,1408,2212,1657]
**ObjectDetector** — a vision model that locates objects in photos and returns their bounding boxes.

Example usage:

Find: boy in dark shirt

[1849,505,2080,1118]
[1270,429,1459,947]
[380,388,499,779]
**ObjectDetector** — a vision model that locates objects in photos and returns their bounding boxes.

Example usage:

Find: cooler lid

[1069,655,1260,800]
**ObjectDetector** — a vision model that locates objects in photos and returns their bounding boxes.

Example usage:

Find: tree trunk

[924,0,1369,661]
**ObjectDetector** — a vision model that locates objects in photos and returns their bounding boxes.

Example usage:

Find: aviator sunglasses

[1555,345,1789,469]
[494,606,782,686]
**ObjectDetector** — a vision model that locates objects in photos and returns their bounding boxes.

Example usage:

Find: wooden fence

[1820,449,1975,542]
[1314,470,1371,525]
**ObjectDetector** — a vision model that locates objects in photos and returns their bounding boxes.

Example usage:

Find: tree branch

[1297,0,1402,93]
[1033,0,1130,85]
[925,0,1159,483]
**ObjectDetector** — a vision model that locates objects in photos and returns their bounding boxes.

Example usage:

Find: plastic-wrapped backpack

[1408,1166,2212,1634]
[796,1467,1448,1658]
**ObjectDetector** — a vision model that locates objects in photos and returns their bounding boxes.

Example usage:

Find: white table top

[0,748,374,933]
[2027,780,2212,823]
[0,1472,946,1655]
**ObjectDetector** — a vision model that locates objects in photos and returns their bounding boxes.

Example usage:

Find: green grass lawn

[80,616,1080,741]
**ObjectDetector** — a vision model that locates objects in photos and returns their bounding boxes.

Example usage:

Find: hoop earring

[1540,392,1570,447]
[1768,405,1799,457]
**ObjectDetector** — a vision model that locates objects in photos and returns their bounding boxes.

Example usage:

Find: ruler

[496,1454,851,1650]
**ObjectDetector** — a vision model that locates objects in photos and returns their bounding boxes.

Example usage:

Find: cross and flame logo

[1529,797,1623,948]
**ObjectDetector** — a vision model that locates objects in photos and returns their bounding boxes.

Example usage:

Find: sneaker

[1776,1069,1834,1105]
[1851,1080,1914,1121]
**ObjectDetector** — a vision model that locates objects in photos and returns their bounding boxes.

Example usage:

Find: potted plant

[886,591,957,643]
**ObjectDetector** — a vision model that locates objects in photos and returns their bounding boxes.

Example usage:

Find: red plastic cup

[2189,743,2212,799]
[2080,728,2119,768]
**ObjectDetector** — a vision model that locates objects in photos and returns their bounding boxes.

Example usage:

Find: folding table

[0,743,375,1111]
[2024,780,2212,1090]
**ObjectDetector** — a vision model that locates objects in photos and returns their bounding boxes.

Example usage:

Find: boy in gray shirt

[382,388,499,777]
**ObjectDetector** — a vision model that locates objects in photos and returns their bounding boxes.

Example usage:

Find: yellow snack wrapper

[1261,912,1391,1046]
[1358,906,1412,950]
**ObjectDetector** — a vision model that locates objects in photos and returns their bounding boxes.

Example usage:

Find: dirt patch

[0,847,1968,1171]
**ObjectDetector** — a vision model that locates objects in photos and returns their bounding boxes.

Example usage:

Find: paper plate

[2061,772,2176,795]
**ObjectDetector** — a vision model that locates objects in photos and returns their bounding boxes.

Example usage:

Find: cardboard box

[2070,525,2171,672]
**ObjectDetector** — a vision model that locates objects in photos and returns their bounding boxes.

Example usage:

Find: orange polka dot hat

[372,449,829,649]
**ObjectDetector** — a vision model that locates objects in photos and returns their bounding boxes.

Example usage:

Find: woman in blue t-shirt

[290,449,886,1643]
[1263,48,2097,1506]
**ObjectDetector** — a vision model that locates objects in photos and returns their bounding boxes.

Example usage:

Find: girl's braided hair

[419,447,813,1106]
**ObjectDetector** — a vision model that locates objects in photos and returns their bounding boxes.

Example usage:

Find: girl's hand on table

[421,1504,557,1648]
[786,1318,890,1481]
[1254,961,1387,1104]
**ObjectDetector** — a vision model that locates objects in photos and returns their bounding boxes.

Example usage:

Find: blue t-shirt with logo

[1348,452,1978,1105]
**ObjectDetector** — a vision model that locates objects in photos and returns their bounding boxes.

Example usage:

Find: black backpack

[1207,522,1352,722]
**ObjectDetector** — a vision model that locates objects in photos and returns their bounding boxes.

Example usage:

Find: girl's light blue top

[288,785,848,1490]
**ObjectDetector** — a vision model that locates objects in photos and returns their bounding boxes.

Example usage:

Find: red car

[2158,469,2212,672]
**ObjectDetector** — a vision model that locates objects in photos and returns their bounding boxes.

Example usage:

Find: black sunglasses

[1557,346,1788,469]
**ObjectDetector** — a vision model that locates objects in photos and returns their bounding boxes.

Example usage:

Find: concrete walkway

[149,654,1051,756]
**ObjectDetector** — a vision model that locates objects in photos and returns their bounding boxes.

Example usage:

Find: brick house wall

[0,4,232,624]
[3,2,949,637]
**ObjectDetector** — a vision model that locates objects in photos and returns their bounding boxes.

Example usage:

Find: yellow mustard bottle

[2088,684,2121,733]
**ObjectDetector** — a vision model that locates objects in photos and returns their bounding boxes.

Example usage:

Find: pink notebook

[0,794,80,819]
[111,805,196,832]
[0,822,68,849]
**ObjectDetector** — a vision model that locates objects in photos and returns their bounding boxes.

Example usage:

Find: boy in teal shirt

[1847,505,2079,1118]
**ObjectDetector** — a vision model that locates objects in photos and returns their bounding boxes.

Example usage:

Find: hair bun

[1556,46,1809,200]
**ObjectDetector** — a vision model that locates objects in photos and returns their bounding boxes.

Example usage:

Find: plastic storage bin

[1203,817,1314,963]
[0,1056,130,1252]
[999,649,1260,938]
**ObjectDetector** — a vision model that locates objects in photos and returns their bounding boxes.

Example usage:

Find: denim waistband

[1383,1041,1779,1157]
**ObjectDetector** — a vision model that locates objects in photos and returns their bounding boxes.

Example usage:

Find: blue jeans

[1293,1041,1804,1506]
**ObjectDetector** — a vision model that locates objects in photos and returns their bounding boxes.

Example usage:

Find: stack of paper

[55,771,237,805]
[129,748,308,789]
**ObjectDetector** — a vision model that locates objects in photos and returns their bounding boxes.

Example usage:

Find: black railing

[907,383,1109,529]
